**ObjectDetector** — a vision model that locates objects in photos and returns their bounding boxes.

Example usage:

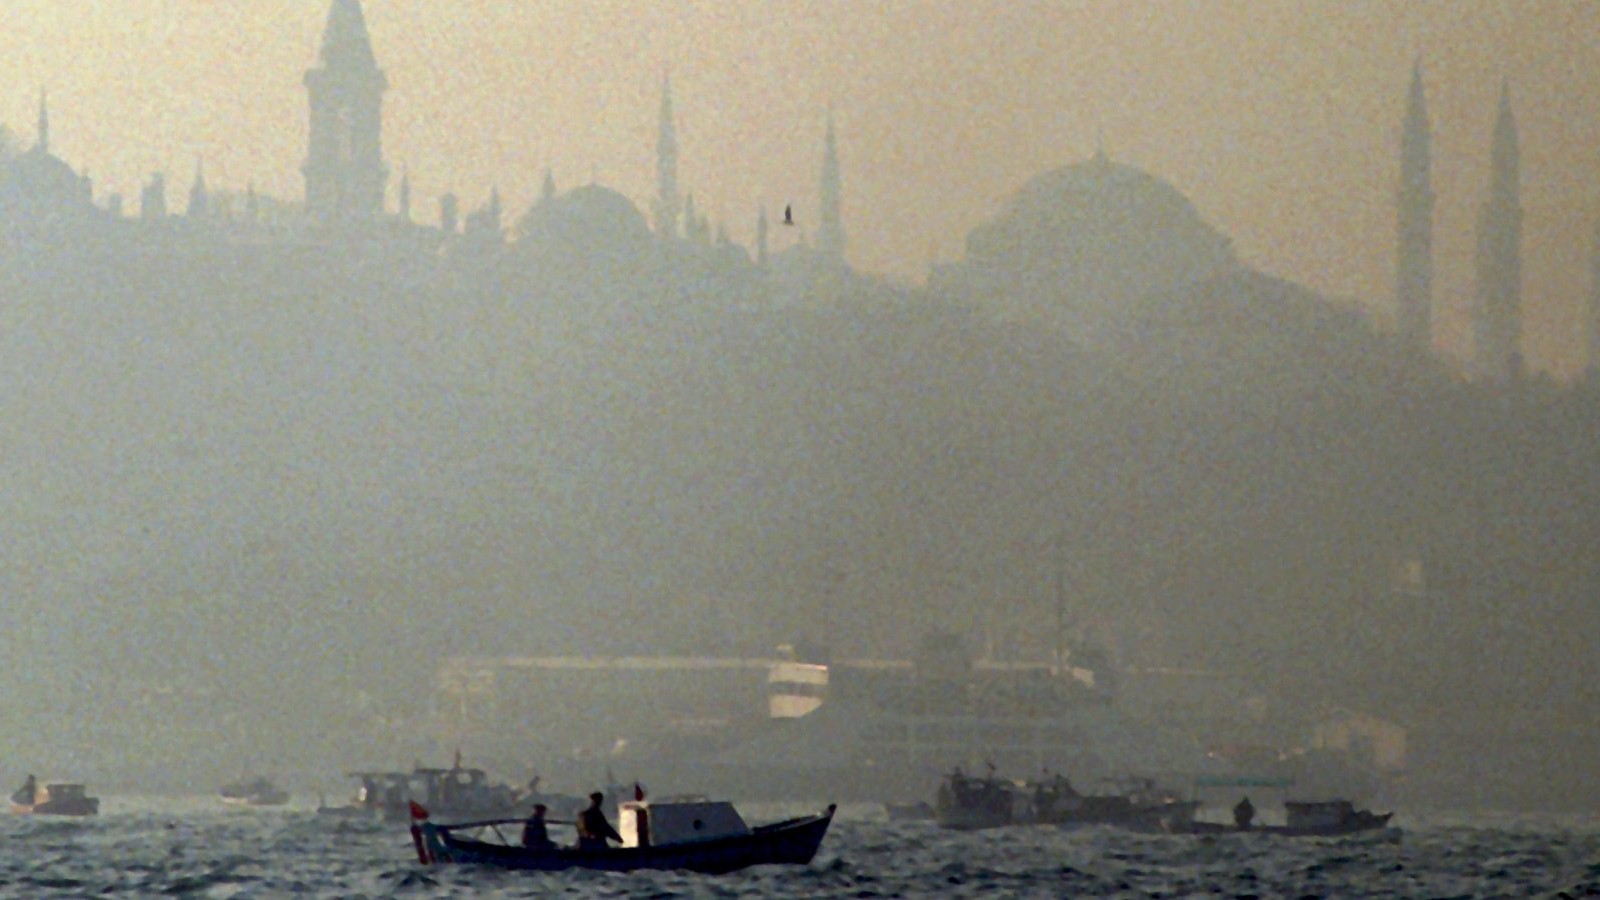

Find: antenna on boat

[1054,530,1068,676]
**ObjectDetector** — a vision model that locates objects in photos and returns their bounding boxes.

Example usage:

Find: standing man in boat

[576,791,622,850]
[1233,795,1255,831]
[521,803,554,849]
[11,774,37,808]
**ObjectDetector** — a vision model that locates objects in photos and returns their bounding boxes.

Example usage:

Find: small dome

[961,153,1236,306]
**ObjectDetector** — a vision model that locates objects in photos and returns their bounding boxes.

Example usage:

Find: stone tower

[303,0,388,221]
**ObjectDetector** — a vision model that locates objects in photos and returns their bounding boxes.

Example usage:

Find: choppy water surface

[2,799,1597,898]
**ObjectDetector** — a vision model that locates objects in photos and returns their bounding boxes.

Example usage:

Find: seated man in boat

[1233,795,1255,831]
[521,803,554,850]
[576,791,622,851]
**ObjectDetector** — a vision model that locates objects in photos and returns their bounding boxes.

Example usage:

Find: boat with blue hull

[413,797,836,874]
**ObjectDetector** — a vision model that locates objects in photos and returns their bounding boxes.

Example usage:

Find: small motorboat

[412,796,836,874]
[219,776,290,807]
[10,776,99,816]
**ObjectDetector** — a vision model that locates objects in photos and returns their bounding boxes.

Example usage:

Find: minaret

[187,158,209,218]
[1396,61,1434,355]
[756,204,769,268]
[817,106,845,263]
[36,88,49,154]
[398,165,411,221]
[653,71,681,238]
[1472,81,1524,383]
[1589,219,1600,380]
[303,0,389,221]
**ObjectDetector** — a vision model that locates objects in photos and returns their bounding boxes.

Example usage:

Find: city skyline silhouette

[5,1,1600,375]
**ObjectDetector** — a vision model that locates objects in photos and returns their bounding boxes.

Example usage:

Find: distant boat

[317,762,526,822]
[1156,799,1398,838]
[883,800,934,822]
[219,776,289,807]
[10,776,99,817]
[411,795,836,874]
[932,769,1197,831]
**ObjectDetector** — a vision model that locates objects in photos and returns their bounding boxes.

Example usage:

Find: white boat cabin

[617,799,751,848]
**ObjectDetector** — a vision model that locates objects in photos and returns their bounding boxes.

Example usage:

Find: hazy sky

[3,1,1600,374]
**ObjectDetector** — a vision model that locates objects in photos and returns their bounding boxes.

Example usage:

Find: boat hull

[421,806,835,874]
[10,799,99,817]
[220,793,289,808]
[1157,812,1397,838]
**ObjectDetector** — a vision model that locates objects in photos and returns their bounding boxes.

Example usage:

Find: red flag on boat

[634,782,645,802]
[409,800,430,821]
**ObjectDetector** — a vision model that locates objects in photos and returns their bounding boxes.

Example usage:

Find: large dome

[516,183,650,253]
[959,152,1237,308]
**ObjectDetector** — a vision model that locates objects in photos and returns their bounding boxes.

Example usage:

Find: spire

[187,157,209,219]
[36,88,49,154]
[542,168,557,203]
[1472,78,1524,383]
[1396,58,1435,354]
[1490,78,1519,201]
[398,164,411,221]
[320,0,379,70]
[817,105,845,263]
[653,69,681,238]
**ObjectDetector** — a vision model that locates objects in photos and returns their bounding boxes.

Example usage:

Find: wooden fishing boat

[1153,798,1398,838]
[412,797,836,873]
[10,777,99,816]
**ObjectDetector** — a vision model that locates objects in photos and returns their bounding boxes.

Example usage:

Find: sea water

[2,798,1597,898]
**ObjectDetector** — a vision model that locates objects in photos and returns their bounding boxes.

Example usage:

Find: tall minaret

[1396,61,1434,355]
[1472,81,1524,383]
[36,88,49,154]
[1589,219,1600,380]
[817,106,845,263]
[756,203,769,268]
[653,71,681,239]
[303,0,388,221]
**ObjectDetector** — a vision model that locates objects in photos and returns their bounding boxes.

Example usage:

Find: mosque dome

[517,183,651,253]
[959,152,1237,307]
